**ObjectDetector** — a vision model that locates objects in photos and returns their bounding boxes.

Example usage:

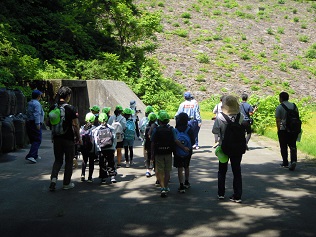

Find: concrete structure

[35,79,146,124]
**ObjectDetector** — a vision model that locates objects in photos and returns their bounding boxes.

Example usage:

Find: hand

[198,123,202,127]
[184,147,190,152]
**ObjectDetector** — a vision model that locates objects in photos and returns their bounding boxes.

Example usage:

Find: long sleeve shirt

[175,100,202,123]
[26,99,44,125]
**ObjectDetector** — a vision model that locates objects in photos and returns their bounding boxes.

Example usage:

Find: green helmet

[85,112,96,123]
[158,111,170,122]
[115,105,123,111]
[145,105,154,114]
[102,107,111,114]
[148,112,157,122]
[98,113,108,122]
[123,108,133,115]
[90,105,100,112]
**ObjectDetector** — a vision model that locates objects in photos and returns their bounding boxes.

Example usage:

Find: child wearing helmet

[93,113,117,184]
[107,105,126,168]
[143,112,157,178]
[79,112,97,182]
[151,111,189,197]
[122,108,136,167]
[90,105,100,126]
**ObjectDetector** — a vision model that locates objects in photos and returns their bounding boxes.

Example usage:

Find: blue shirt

[26,99,44,125]
[175,99,202,123]
[240,102,253,121]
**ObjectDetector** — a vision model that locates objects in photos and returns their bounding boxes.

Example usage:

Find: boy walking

[174,113,194,193]
[151,111,188,197]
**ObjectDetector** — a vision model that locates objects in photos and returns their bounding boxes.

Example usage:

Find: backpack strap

[221,112,240,124]
[281,103,296,112]
[241,104,249,117]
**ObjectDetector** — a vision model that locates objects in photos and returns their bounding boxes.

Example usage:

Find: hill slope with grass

[137,0,316,101]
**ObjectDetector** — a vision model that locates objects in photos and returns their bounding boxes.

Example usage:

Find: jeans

[218,155,242,199]
[25,120,42,159]
[188,119,199,146]
[278,130,298,165]
[51,137,75,185]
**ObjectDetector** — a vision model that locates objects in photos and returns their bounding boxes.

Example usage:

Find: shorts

[123,139,134,147]
[173,155,191,168]
[155,153,172,173]
[116,141,123,149]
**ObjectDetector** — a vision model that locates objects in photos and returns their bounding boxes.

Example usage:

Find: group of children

[78,103,195,198]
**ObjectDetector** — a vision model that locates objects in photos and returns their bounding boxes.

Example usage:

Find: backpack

[96,125,113,150]
[124,119,135,140]
[281,103,302,134]
[174,127,191,157]
[48,104,68,136]
[112,116,124,142]
[79,125,94,153]
[154,125,175,155]
[139,117,149,139]
[221,112,247,157]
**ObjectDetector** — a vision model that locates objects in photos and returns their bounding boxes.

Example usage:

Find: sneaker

[195,146,200,150]
[101,178,106,184]
[155,180,160,186]
[63,183,75,190]
[36,156,42,160]
[165,187,170,193]
[160,188,167,197]
[126,162,130,168]
[146,171,151,177]
[111,176,117,183]
[81,175,85,181]
[138,137,143,141]
[184,181,191,189]
[178,185,185,193]
[280,163,289,168]
[289,162,296,171]
[192,144,197,149]
[229,195,242,203]
[26,157,37,164]
[49,179,56,192]
[130,161,134,166]
[217,195,225,200]
[117,164,121,168]
[212,142,219,148]
[87,178,93,183]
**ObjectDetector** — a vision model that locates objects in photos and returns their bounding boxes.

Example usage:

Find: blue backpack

[124,119,135,140]
[175,127,191,157]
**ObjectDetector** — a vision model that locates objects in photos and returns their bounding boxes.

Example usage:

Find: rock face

[138,0,316,101]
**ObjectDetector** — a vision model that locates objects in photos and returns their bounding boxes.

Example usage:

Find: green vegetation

[0,0,185,111]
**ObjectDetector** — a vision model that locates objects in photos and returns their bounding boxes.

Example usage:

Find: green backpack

[49,104,68,136]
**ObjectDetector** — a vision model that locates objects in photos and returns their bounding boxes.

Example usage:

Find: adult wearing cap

[212,95,244,203]
[130,100,142,140]
[175,92,202,149]
[25,89,45,164]
[108,105,126,168]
